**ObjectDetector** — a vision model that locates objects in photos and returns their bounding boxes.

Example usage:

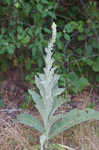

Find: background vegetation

[0,0,99,94]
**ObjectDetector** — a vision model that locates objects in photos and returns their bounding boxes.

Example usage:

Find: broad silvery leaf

[28,89,47,121]
[35,76,45,98]
[52,87,65,97]
[17,114,45,133]
[28,89,42,105]
[51,97,69,116]
[39,73,46,81]
[52,74,60,87]
[49,108,99,139]
[48,114,63,131]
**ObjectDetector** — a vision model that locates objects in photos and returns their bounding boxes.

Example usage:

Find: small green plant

[20,92,34,109]
[0,99,4,108]
[17,23,99,150]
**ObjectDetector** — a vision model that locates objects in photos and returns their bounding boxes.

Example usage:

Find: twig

[58,144,76,150]
[0,108,22,114]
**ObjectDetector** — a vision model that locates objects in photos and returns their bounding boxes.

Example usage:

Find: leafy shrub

[0,0,99,94]
[0,0,56,72]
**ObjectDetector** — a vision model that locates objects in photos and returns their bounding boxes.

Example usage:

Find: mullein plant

[17,23,99,150]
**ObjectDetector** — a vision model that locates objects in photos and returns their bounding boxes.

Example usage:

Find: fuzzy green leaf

[35,76,45,98]
[28,89,47,121]
[51,74,60,91]
[52,87,65,97]
[28,89,42,105]
[50,108,99,138]
[48,114,63,129]
[51,97,69,116]
[17,114,45,133]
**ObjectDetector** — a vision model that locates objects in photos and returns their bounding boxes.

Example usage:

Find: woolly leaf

[48,114,63,130]
[39,73,46,80]
[28,89,42,105]
[17,114,45,133]
[35,76,45,98]
[51,97,69,116]
[50,108,99,138]
[52,87,65,97]
[28,89,47,119]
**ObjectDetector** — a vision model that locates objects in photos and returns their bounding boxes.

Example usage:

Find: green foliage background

[0,0,99,93]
